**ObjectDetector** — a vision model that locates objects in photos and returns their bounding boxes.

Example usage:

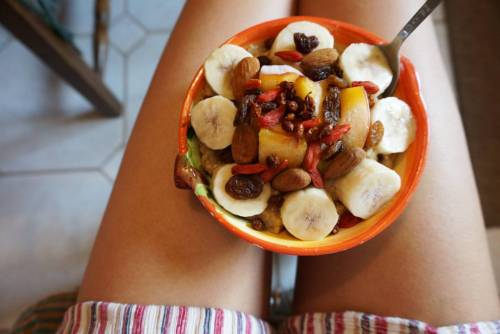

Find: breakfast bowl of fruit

[174,16,428,255]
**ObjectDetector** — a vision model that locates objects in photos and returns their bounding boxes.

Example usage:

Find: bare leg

[78,0,295,318]
[294,0,500,326]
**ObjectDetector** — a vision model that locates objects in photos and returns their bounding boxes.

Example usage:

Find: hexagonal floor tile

[102,146,124,181]
[60,0,125,35]
[0,41,123,172]
[126,33,170,135]
[109,16,146,54]
[128,0,186,31]
[0,172,111,328]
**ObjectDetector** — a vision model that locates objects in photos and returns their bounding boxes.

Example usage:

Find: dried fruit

[303,142,322,172]
[293,32,320,54]
[282,120,294,133]
[378,153,395,169]
[261,101,279,112]
[327,74,348,89]
[266,154,281,169]
[323,86,341,125]
[225,174,264,199]
[271,168,311,192]
[231,57,260,100]
[321,140,343,160]
[295,122,305,138]
[302,48,338,71]
[337,211,361,228]
[257,88,281,103]
[257,55,272,67]
[234,94,257,126]
[321,124,351,145]
[243,78,262,91]
[303,66,331,81]
[286,100,299,112]
[232,163,268,175]
[365,121,384,148]
[258,105,286,128]
[258,197,283,233]
[304,126,321,143]
[323,147,366,181]
[264,38,274,50]
[309,169,324,188]
[301,118,322,129]
[251,217,265,231]
[232,124,259,164]
[351,81,380,95]
[217,147,234,163]
[260,159,289,183]
[275,50,304,62]
[279,81,296,100]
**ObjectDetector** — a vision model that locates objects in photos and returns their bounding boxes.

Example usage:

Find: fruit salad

[183,21,416,241]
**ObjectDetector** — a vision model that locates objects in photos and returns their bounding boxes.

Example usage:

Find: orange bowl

[176,16,428,255]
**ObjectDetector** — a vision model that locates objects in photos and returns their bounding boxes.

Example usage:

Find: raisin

[282,120,295,132]
[305,126,321,142]
[268,194,284,207]
[293,32,319,54]
[234,94,257,126]
[332,65,343,78]
[266,154,281,169]
[257,55,272,67]
[217,147,234,163]
[279,81,296,100]
[225,174,264,199]
[261,101,278,113]
[285,112,295,121]
[244,88,263,96]
[277,91,287,106]
[251,218,265,231]
[366,121,384,148]
[297,95,314,120]
[304,65,331,81]
[264,38,274,50]
[323,86,341,125]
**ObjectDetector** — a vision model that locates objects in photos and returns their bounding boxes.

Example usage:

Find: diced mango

[258,128,307,168]
[259,73,300,91]
[339,86,370,148]
[294,77,327,117]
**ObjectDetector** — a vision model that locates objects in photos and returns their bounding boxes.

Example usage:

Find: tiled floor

[0,1,497,329]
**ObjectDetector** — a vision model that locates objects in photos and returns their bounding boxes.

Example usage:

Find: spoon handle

[392,0,442,46]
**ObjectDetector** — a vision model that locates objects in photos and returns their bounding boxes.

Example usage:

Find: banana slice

[339,43,393,96]
[259,65,304,76]
[371,97,416,154]
[204,44,252,99]
[334,159,401,219]
[212,164,271,217]
[270,21,334,55]
[281,187,338,241]
[190,95,236,150]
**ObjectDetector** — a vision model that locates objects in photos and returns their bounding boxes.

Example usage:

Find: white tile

[0,41,123,172]
[102,146,124,180]
[0,172,111,328]
[432,2,446,22]
[487,227,500,295]
[433,22,455,85]
[126,33,170,135]
[0,25,11,51]
[128,0,186,31]
[109,16,146,54]
[110,0,126,23]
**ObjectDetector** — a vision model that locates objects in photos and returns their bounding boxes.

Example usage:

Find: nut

[365,121,384,148]
[271,168,311,192]
[231,57,260,100]
[323,147,366,181]
[232,124,258,164]
[301,48,339,71]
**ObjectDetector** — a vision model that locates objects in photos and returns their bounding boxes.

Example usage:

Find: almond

[231,123,258,164]
[271,168,311,192]
[231,57,260,100]
[323,147,366,181]
[301,48,339,71]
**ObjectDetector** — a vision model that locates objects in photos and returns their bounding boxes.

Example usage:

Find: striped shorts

[11,294,500,334]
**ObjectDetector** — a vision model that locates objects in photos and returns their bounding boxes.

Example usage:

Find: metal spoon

[379,0,442,97]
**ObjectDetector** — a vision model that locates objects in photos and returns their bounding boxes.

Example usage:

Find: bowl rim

[177,16,429,256]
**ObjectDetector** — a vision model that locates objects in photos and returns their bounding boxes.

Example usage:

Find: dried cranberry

[286,100,299,113]
[323,86,341,125]
[282,120,295,132]
[293,33,319,54]
[279,81,296,100]
[257,55,272,67]
[304,66,331,81]
[225,174,264,199]
[251,218,265,231]
[261,101,278,113]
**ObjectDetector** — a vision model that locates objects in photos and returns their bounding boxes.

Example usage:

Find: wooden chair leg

[0,0,122,117]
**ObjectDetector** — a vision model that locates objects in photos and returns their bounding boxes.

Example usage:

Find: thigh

[294,0,500,326]
[78,0,295,319]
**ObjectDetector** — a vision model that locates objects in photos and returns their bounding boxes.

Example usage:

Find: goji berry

[257,88,281,103]
[244,79,262,90]
[275,50,304,62]
[321,124,351,145]
[303,142,321,172]
[301,118,322,129]
[337,211,361,228]
[351,81,380,94]
[309,169,324,188]
[258,105,286,128]
[232,163,268,175]
[260,160,289,183]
